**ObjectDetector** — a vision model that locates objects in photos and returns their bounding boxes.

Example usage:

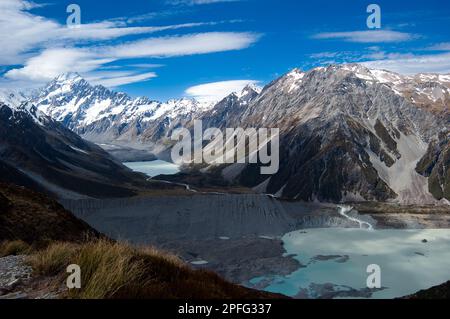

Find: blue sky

[1,0,449,101]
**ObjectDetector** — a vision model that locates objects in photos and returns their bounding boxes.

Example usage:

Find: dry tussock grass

[26,239,277,299]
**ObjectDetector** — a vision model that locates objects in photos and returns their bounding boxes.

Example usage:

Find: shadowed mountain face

[27,65,450,203]
[416,131,450,201]
[0,101,147,199]
[0,182,100,244]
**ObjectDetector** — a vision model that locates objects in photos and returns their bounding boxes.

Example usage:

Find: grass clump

[0,240,31,257]
[27,239,279,299]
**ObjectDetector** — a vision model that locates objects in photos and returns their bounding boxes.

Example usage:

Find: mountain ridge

[5,64,450,204]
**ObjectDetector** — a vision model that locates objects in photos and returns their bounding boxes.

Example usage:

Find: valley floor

[59,193,450,298]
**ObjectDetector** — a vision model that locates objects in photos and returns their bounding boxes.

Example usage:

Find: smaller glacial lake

[124,160,180,177]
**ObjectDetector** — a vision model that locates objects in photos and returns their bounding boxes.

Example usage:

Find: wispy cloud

[5,32,260,84]
[127,64,165,69]
[185,80,259,102]
[86,71,158,87]
[312,30,415,43]
[108,32,261,59]
[168,0,240,6]
[115,9,190,24]
[0,0,225,66]
[5,48,113,82]
[0,0,261,89]
[427,42,450,51]
[363,52,450,74]
[307,46,450,75]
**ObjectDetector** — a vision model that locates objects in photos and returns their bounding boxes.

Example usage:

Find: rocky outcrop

[0,255,32,298]
[416,131,450,200]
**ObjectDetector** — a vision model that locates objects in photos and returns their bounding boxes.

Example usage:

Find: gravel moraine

[0,255,32,297]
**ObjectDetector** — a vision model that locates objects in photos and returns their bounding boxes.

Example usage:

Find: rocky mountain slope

[0,96,148,199]
[26,65,450,204]
[205,64,448,204]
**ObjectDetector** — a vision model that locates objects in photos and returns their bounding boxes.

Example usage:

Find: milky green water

[124,160,180,177]
[250,228,450,299]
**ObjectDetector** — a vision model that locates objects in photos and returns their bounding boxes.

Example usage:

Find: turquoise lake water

[124,160,180,177]
[249,228,450,299]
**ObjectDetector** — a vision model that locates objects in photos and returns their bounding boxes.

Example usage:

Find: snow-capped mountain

[31,73,215,146]
[199,83,261,129]
[0,89,28,109]
[341,64,450,117]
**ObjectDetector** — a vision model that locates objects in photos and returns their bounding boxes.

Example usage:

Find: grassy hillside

[25,240,284,299]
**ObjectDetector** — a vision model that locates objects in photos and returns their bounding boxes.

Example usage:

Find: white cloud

[109,32,261,58]
[86,72,157,87]
[363,52,450,74]
[185,80,259,102]
[5,48,114,82]
[312,30,415,43]
[0,0,60,64]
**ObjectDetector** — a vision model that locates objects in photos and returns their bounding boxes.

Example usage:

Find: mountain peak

[289,67,303,74]
[54,72,83,83]
[240,83,262,96]
[0,88,28,109]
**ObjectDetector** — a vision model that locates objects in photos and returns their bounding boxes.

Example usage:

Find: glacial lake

[249,228,450,299]
[118,167,450,299]
[124,160,180,177]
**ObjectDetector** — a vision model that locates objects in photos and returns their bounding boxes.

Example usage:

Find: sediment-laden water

[123,160,180,177]
[248,228,450,299]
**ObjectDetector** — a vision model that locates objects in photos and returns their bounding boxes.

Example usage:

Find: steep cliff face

[416,131,450,201]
